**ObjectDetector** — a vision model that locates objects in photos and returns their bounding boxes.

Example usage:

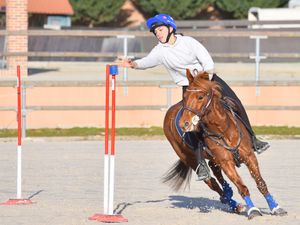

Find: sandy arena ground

[0,138,299,225]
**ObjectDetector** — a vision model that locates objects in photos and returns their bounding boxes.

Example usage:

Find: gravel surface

[0,138,299,225]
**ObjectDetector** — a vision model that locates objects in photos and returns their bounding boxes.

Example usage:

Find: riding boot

[252,136,270,154]
[195,141,211,181]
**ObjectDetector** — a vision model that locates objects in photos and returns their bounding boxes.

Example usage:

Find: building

[248,6,300,28]
[0,0,74,29]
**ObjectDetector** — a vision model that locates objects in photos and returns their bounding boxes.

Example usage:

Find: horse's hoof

[235,204,246,214]
[247,207,262,220]
[271,206,288,216]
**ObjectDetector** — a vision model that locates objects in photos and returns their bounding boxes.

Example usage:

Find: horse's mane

[192,72,239,118]
[193,73,222,98]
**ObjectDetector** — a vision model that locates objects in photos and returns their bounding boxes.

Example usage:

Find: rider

[118,13,270,180]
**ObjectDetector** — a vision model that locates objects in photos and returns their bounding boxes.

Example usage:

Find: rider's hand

[117,58,137,68]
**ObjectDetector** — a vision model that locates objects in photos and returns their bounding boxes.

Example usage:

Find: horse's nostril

[184,121,189,128]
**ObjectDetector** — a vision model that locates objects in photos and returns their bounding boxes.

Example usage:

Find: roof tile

[0,0,74,15]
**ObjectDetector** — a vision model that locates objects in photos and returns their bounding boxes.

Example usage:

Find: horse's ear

[186,69,194,84]
[199,72,209,80]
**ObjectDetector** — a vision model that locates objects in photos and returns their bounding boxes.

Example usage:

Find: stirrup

[195,160,211,181]
[253,137,270,154]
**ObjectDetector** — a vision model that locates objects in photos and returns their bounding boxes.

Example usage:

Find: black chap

[212,74,253,135]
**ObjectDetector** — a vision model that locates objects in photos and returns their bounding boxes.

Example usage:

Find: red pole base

[89,214,128,223]
[0,199,34,205]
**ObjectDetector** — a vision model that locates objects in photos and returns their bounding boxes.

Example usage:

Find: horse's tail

[161,160,192,191]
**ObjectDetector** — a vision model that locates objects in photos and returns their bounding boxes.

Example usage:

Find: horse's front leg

[219,160,262,219]
[208,160,245,213]
[244,154,288,216]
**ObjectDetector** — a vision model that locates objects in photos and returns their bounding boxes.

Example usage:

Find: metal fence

[0,19,300,61]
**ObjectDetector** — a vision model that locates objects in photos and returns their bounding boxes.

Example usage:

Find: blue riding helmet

[146,14,177,32]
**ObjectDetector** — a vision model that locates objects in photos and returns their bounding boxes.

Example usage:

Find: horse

[163,81,246,214]
[163,69,287,219]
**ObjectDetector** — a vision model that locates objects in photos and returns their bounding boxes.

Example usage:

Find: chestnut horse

[163,70,287,219]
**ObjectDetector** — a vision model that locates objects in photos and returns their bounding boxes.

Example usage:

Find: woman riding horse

[118,13,269,180]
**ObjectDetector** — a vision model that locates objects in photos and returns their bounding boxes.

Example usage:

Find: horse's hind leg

[208,161,227,186]
[167,140,225,199]
[203,176,223,196]
[202,171,244,212]
[208,160,245,213]
[245,155,287,216]
[163,127,224,199]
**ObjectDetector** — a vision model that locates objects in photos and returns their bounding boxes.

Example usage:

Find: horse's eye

[198,96,203,100]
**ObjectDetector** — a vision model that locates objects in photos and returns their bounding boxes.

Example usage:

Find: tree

[135,0,214,20]
[215,0,289,19]
[69,0,125,27]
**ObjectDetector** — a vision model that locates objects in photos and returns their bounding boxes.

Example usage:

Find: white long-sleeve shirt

[134,35,214,86]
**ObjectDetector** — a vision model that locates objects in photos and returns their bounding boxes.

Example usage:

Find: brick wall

[1,0,28,76]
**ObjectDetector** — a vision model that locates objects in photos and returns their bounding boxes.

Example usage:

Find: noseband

[182,88,214,124]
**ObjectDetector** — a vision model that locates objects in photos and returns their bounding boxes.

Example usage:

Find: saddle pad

[175,107,202,151]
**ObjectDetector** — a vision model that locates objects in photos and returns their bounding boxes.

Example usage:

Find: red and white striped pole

[17,65,22,199]
[89,65,127,223]
[103,64,110,214]
[109,67,117,215]
[1,65,33,205]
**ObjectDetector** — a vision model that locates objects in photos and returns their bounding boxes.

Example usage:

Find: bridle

[182,88,214,125]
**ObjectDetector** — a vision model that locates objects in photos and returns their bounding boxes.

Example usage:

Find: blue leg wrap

[265,193,278,210]
[222,182,238,210]
[228,199,238,211]
[222,182,233,199]
[244,196,254,208]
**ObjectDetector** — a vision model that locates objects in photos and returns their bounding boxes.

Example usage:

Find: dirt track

[0,138,299,225]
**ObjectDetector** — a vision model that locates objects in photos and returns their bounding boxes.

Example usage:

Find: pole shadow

[28,68,58,76]
[27,190,44,200]
[114,198,169,214]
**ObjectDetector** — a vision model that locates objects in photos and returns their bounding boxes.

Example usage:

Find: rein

[201,107,243,152]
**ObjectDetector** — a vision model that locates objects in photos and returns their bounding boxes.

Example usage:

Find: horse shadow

[169,195,273,217]
[114,195,233,215]
[114,195,271,218]
[168,195,232,213]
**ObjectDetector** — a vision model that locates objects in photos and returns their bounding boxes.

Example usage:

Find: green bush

[215,0,289,19]
[132,0,214,19]
[69,0,125,26]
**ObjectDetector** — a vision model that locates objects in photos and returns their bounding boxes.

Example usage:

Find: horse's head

[179,69,222,132]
